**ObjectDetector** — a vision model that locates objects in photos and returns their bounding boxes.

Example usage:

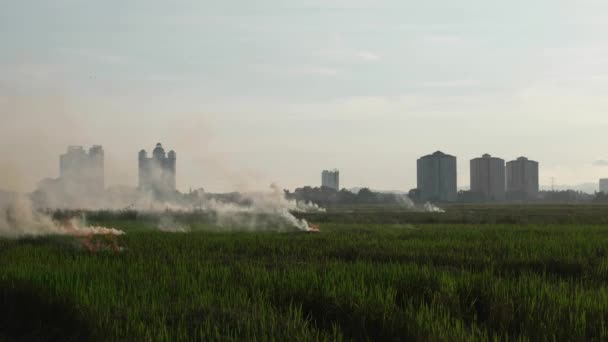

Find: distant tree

[593,192,608,203]
[337,189,357,204]
[286,186,407,207]
[356,188,375,204]
[538,190,593,203]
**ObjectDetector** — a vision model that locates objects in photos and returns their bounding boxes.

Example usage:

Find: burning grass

[73,234,123,253]
[58,218,125,252]
[306,223,321,233]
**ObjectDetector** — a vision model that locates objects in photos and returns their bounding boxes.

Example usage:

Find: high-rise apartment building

[417,151,457,202]
[139,143,177,194]
[59,145,105,194]
[470,154,505,201]
[506,157,539,199]
[321,169,340,191]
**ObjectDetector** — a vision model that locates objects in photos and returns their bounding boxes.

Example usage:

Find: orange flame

[59,219,124,252]
[307,223,321,233]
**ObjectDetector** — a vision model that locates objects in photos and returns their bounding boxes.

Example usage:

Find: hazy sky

[2,0,608,193]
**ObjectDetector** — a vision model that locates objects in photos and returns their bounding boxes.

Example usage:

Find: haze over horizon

[2,1,608,193]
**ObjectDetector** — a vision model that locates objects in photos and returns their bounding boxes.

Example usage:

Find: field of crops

[2,208,608,341]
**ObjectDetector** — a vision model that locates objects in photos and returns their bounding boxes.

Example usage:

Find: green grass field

[2,208,608,341]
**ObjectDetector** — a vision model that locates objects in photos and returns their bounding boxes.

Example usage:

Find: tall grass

[1,221,608,340]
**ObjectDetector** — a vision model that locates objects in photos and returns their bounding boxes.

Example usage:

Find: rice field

[2,210,608,341]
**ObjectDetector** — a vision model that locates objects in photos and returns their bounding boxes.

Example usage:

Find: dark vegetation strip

[50,204,608,225]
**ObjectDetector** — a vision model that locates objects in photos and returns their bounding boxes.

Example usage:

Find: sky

[2,0,608,193]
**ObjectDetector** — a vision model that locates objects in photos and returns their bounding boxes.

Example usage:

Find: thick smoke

[27,146,324,232]
[30,180,323,232]
[207,184,322,231]
[0,196,123,239]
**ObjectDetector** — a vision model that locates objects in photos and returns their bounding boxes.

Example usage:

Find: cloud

[280,93,486,121]
[593,160,608,167]
[355,51,381,61]
[0,63,64,85]
[418,34,465,46]
[315,49,382,63]
[291,67,339,76]
[58,48,128,65]
[421,80,481,88]
[254,64,339,77]
[145,74,189,83]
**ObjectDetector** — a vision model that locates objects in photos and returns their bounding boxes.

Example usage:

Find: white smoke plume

[31,180,324,232]
[15,128,322,232]
[198,184,323,232]
[0,196,123,239]
[395,194,416,209]
[423,202,446,213]
[395,194,445,213]
[157,216,190,233]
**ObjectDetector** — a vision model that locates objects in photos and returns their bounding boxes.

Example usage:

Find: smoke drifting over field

[423,202,445,213]
[387,194,445,213]
[206,184,322,231]
[0,196,123,239]
[0,179,324,235]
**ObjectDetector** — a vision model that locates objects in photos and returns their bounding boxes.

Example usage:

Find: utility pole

[550,177,556,192]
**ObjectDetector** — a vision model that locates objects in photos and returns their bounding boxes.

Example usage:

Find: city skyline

[5,142,608,195]
[3,1,608,192]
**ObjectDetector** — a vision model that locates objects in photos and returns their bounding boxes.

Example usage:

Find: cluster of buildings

[321,151,544,202]
[41,143,177,199]
[322,151,543,203]
[43,144,608,204]
[416,151,539,202]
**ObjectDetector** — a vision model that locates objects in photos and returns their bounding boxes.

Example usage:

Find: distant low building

[506,157,539,200]
[600,179,608,194]
[417,151,457,202]
[470,154,505,201]
[321,169,340,191]
[139,143,176,195]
